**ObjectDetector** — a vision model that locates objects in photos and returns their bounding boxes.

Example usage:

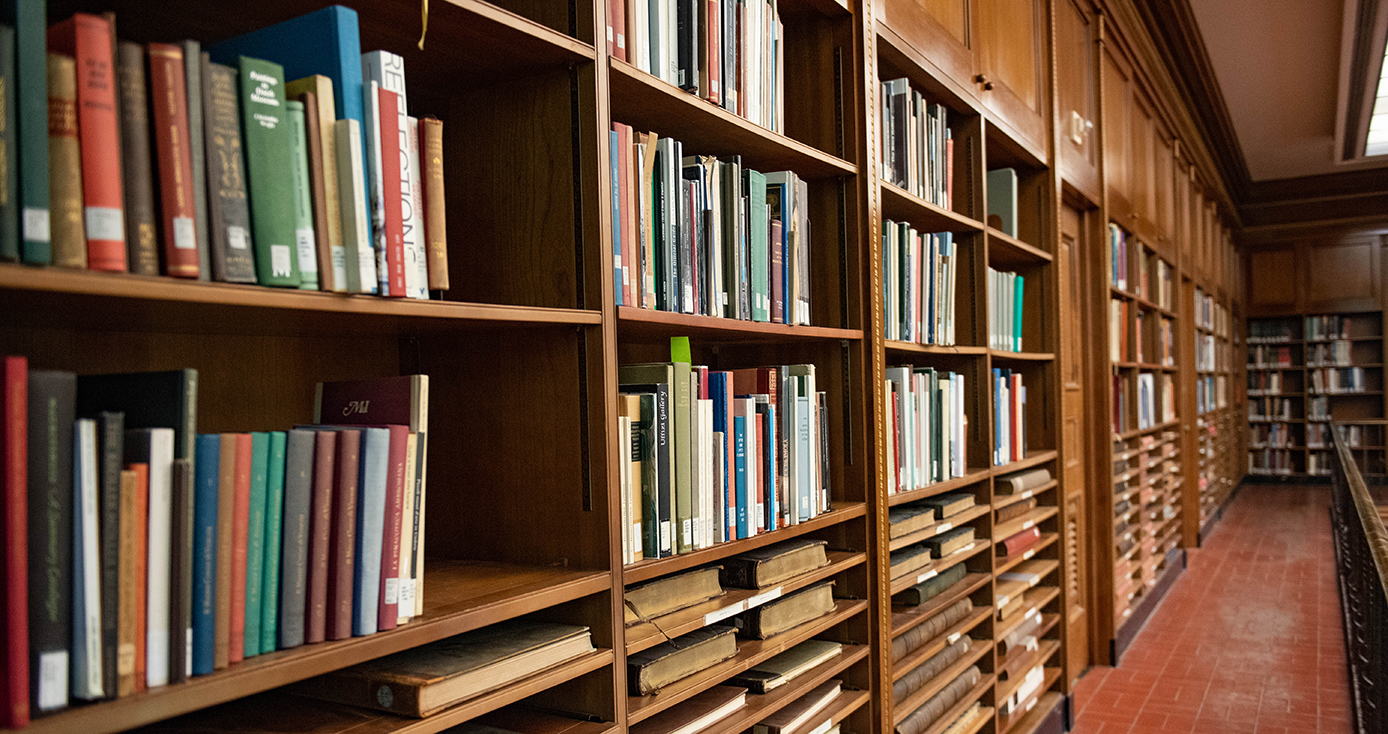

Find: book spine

[96,412,123,700]
[115,469,136,697]
[237,56,300,287]
[672,361,693,553]
[403,119,428,301]
[168,459,192,684]
[260,432,285,654]
[0,358,23,726]
[770,217,783,323]
[326,430,358,640]
[734,414,748,539]
[181,40,210,281]
[14,0,49,264]
[27,371,73,713]
[242,433,268,658]
[353,428,388,636]
[419,117,448,291]
[610,129,622,306]
[146,43,200,278]
[0,28,16,263]
[72,420,102,700]
[200,59,256,283]
[114,42,160,275]
[191,434,219,676]
[228,434,251,664]
[372,86,405,297]
[213,435,235,670]
[334,119,374,293]
[375,426,406,631]
[280,430,315,649]
[395,432,416,624]
[361,81,388,294]
[286,101,320,289]
[45,53,84,268]
[298,91,341,292]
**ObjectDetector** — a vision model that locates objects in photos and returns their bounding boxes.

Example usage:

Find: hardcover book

[168,458,192,683]
[753,680,841,734]
[999,527,1041,557]
[727,639,842,693]
[918,493,974,520]
[893,562,968,607]
[277,430,314,649]
[891,598,974,662]
[720,538,828,589]
[889,545,934,581]
[895,666,981,734]
[146,43,201,278]
[236,55,299,287]
[627,625,737,696]
[630,685,746,734]
[190,434,219,676]
[623,566,723,624]
[0,28,15,265]
[738,582,835,639]
[291,620,593,718]
[419,116,448,290]
[0,358,23,725]
[924,527,975,558]
[996,467,1050,495]
[45,53,84,269]
[285,100,319,289]
[200,58,256,283]
[4,0,50,264]
[114,41,159,275]
[887,505,937,540]
[259,432,287,654]
[894,637,969,702]
[285,74,344,290]
[181,40,210,280]
[995,498,1038,525]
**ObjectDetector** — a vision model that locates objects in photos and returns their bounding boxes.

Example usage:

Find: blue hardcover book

[926,233,938,344]
[243,433,269,658]
[260,431,286,654]
[732,414,748,539]
[708,372,734,541]
[611,129,622,306]
[191,434,220,676]
[351,426,389,636]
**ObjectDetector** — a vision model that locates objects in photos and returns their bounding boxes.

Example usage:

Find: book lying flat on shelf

[918,493,974,520]
[290,620,593,717]
[752,679,842,734]
[629,685,747,734]
[738,582,834,639]
[996,467,1051,495]
[888,505,939,539]
[893,563,968,607]
[891,598,973,661]
[889,546,934,581]
[623,566,724,624]
[728,639,843,693]
[720,538,829,589]
[894,637,970,701]
[1000,527,1041,557]
[895,666,981,734]
[923,527,974,557]
[627,624,737,695]
[996,498,1037,524]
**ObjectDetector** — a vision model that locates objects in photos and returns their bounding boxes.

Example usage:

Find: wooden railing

[1329,422,1388,734]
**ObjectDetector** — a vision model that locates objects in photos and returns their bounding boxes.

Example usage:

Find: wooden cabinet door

[1055,0,1099,199]
[1154,127,1175,249]
[1059,204,1091,685]
[1127,89,1157,241]
[881,0,976,97]
[975,0,1049,156]
[1101,43,1133,221]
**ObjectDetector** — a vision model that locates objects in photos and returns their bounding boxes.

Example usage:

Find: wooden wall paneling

[1101,39,1133,223]
[1245,249,1301,314]
[880,0,977,98]
[1127,88,1156,242]
[975,0,1051,157]
[1057,202,1092,684]
[1055,0,1101,200]
[1306,237,1382,313]
[1154,125,1175,252]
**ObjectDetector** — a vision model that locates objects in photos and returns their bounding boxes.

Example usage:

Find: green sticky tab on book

[671,337,692,365]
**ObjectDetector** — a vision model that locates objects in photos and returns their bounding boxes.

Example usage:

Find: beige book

[627,625,738,695]
[624,566,723,624]
[740,582,835,639]
[285,75,343,290]
[721,538,829,589]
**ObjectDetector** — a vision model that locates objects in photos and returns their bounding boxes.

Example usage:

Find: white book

[633,0,650,74]
[953,373,966,477]
[712,433,724,543]
[620,416,632,563]
[783,373,801,521]
[397,432,417,624]
[404,117,429,299]
[361,80,390,295]
[363,51,428,300]
[789,364,817,518]
[689,376,703,550]
[142,428,175,687]
[73,420,103,700]
[334,119,377,294]
[734,397,758,535]
[700,400,714,548]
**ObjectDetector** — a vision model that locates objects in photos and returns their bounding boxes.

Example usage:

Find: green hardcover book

[260,431,286,654]
[0,26,16,260]
[745,168,769,322]
[1013,274,1025,352]
[286,100,319,290]
[1,0,49,263]
[235,55,300,287]
[243,432,269,657]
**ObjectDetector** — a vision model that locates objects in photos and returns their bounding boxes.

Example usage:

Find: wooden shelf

[995,587,1060,643]
[990,350,1056,362]
[891,607,994,683]
[891,540,993,596]
[889,468,993,507]
[892,639,994,726]
[910,674,996,734]
[889,505,992,552]
[880,182,986,233]
[995,640,1061,704]
[624,551,864,655]
[624,599,868,723]
[622,503,867,585]
[993,507,1059,543]
[991,480,1059,511]
[886,341,990,357]
[993,451,1059,474]
[986,228,1053,266]
[615,306,863,344]
[891,572,993,636]
[700,646,871,734]
[998,687,1064,734]
[607,59,856,179]
[995,533,1060,576]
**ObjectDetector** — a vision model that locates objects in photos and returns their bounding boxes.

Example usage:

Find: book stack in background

[882,223,959,345]
[884,367,967,495]
[879,77,953,208]
[0,357,429,720]
[991,369,1027,466]
[612,0,784,133]
[618,343,830,564]
[988,268,1025,353]
[0,5,451,298]
[608,124,811,323]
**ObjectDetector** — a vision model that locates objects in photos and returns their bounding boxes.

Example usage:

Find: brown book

[292,621,593,718]
[998,609,1044,657]
[924,527,975,558]
[114,41,159,275]
[146,43,200,278]
[996,467,1052,495]
[46,53,85,268]
[941,703,982,734]
[298,91,337,292]
[116,469,137,696]
[738,582,834,639]
[753,679,841,734]
[624,567,723,624]
[632,685,747,734]
[201,57,256,283]
[995,579,1028,621]
[627,625,737,695]
[720,538,829,589]
[894,563,968,608]
[169,458,193,684]
[285,75,343,291]
[893,638,969,702]
[419,116,448,291]
[305,429,336,644]
[891,598,973,662]
[895,666,981,734]
[890,545,933,581]
[995,498,1038,525]
[326,429,360,640]
[888,505,937,540]
[918,493,974,519]
[213,434,237,670]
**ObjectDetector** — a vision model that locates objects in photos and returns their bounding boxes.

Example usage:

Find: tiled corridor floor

[1071,485,1353,734]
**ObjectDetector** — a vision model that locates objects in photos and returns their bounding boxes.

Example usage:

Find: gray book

[277,429,315,649]
[986,167,1018,237]
[181,40,210,280]
[721,538,829,589]
[888,505,937,539]
[890,545,934,581]
[997,467,1052,495]
[924,527,976,558]
[738,582,835,639]
[624,566,724,624]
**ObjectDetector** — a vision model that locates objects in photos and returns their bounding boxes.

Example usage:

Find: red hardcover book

[126,463,148,693]
[326,430,360,641]
[754,417,765,533]
[375,87,406,297]
[372,425,407,631]
[229,433,252,663]
[145,43,201,278]
[705,0,721,106]
[47,14,127,272]
[305,431,336,645]
[1000,527,1041,557]
[1,357,26,728]
[769,219,783,323]
[610,0,626,60]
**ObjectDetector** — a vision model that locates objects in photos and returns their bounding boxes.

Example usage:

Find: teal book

[1013,275,1025,352]
[244,432,269,657]
[286,100,319,290]
[744,169,769,322]
[0,26,15,260]
[236,56,301,287]
[260,431,286,654]
[0,0,48,263]
[987,167,1018,238]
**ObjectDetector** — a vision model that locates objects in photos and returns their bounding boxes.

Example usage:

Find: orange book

[229,434,252,664]
[126,463,148,692]
[145,44,200,278]
[47,14,127,271]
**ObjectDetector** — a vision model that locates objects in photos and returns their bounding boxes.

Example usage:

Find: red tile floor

[1071,484,1353,734]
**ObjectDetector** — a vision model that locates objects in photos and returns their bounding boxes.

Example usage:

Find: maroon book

[1000,527,1041,557]
[325,430,360,641]
[372,425,408,631]
[306,431,337,644]
[2,357,27,728]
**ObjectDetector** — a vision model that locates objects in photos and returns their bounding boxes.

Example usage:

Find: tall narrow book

[0,357,25,727]
[45,53,84,269]
[236,56,299,287]
[114,41,159,275]
[200,58,256,283]
[147,43,200,278]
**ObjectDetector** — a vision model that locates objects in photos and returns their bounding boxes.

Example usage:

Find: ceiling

[1188,0,1388,182]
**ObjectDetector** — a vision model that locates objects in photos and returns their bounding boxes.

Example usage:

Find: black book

[27,370,77,715]
[279,429,315,649]
[201,56,256,283]
[93,412,124,699]
[676,0,698,94]
[620,383,671,558]
[654,141,670,310]
[169,458,193,683]
[75,370,198,462]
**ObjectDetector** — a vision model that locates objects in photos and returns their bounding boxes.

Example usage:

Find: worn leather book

[113,42,159,275]
[631,685,746,734]
[200,58,256,283]
[995,579,1028,621]
[918,493,974,519]
[998,612,1043,657]
[752,679,841,734]
[627,625,737,695]
[996,467,1051,495]
[45,53,85,268]
[894,666,981,734]
[893,563,968,607]
[999,527,1041,557]
[891,598,973,661]
[924,527,975,558]
[888,505,936,539]
[941,703,983,734]
[995,498,1037,525]
[739,582,834,639]
[292,620,593,717]
[623,566,723,624]
[893,637,970,702]
[728,639,842,693]
[721,538,828,589]
[890,545,934,581]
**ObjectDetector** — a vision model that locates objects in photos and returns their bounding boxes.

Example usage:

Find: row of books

[1194,375,1222,414]
[1,6,450,296]
[1305,451,1333,476]
[1309,367,1369,394]
[1108,224,1127,291]
[0,360,429,723]
[617,357,829,562]
[1248,449,1295,476]
[1308,397,1333,420]
[1157,318,1175,367]
[1250,422,1294,448]
[992,369,1028,466]
[1248,397,1294,421]
[1108,299,1128,363]
[988,268,1025,353]
[879,77,953,208]
[1307,423,1368,449]
[1247,345,1294,369]
[1305,315,1354,341]
[1249,320,1295,343]
[884,367,967,495]
[1248,370,1288,394]
[1134,373,1156,430]
[613,0,785,133]
[1307,341,1354,367]
[881,222,959,345]
[609,124,812,324]
[1196,333,1216,371]
[1193,288,1222,333]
